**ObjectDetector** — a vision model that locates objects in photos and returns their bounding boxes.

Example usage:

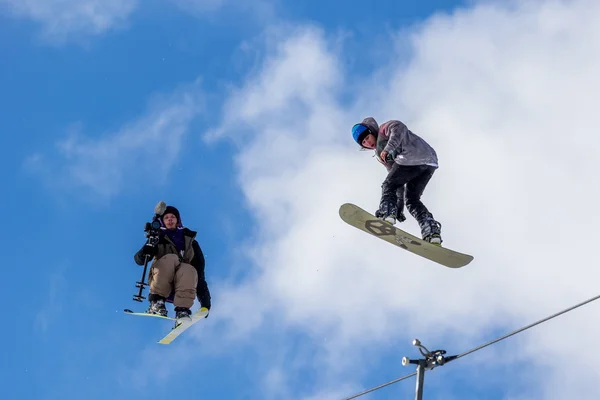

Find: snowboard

[339,203,473,268]
[124,307,209,344]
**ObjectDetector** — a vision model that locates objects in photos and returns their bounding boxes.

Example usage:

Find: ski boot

[175,307,192,320]
[420,218,442,246]
[375,201,400,225]
[147,294,168,317]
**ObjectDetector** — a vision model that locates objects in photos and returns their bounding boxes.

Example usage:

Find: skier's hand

[142,244,156,256]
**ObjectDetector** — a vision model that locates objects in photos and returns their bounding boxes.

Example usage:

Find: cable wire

[341,292,600,399]
[454,292,600,360]
[341,372,416,400]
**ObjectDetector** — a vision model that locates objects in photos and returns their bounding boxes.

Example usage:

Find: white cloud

[205,0,600,398]
[0,0,138,44]
[26,80,203,200]
[0,0,273,44]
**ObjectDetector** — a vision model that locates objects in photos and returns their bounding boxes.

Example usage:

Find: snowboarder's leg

[377,164,420,224]
[147,254,179,316]
[404,166,442,245]
[395,186,407,223]
[173,263,198,319]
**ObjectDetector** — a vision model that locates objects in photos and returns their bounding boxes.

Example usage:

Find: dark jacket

[134,228,211,310]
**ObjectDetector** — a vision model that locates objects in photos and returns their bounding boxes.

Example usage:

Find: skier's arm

[192,241,211,310]
[383,120,408,157]
[133,240,158,265]
[133,244,148,266]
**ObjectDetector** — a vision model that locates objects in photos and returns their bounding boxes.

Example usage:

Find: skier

[134,204,211,319]
[351,117,442,245]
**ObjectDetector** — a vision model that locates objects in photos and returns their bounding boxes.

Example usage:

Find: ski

[158,307,209,345]
[123,308,177,321]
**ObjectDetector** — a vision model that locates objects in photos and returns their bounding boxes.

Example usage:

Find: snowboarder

[351,117,442,245]
[134,205,211,319]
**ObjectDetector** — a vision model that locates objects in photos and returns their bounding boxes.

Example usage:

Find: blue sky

[3,0,600,399]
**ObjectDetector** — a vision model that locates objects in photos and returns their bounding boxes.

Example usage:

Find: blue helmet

[352,123,371,146]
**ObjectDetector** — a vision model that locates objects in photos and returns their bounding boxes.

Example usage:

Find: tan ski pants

[149,254,197,308]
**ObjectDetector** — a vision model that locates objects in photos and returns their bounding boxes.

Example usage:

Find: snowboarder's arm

[192,241,211,310]
[376,155,393,171]
[383,120,408,156]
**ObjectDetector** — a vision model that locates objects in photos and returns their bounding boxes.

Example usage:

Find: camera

[133,218,162,302]
[131,202,167,303]
[144,219,162,233]
[143,218,162,246]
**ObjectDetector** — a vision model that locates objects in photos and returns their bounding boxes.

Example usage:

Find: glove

[142,244,157,257]
[384,150,397,163]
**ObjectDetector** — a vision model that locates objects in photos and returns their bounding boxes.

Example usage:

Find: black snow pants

[378,164,441,238]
